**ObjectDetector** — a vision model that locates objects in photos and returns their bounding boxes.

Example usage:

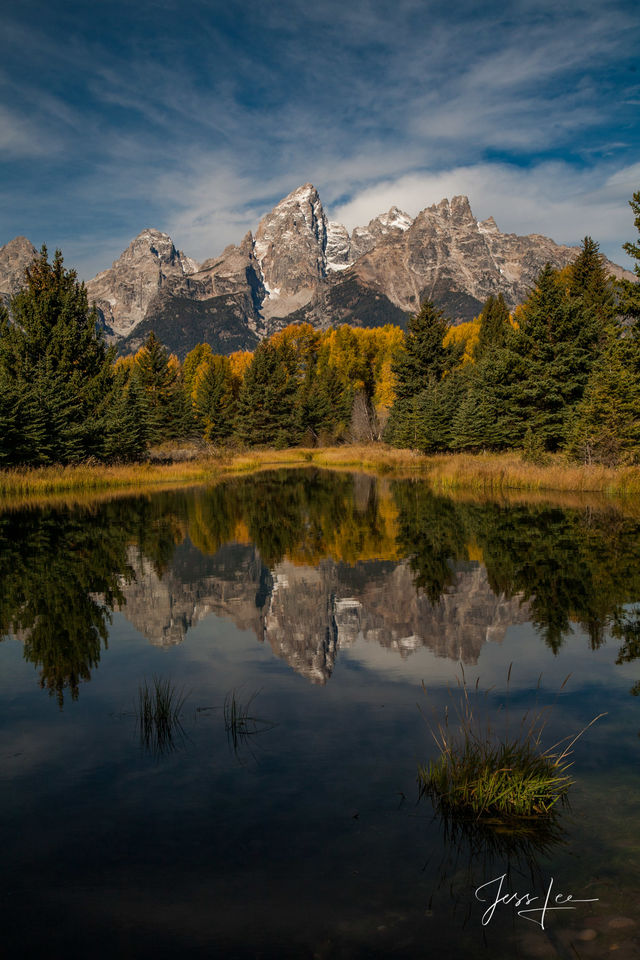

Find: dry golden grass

[0,458,221,498]
[2,444,640,504]
[422,451,640,496]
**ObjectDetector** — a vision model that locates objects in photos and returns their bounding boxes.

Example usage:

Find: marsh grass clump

[418,667,604,823]
[137,676,188,754]
[223,688,274,760]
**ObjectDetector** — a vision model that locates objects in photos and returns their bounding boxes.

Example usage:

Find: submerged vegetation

[137,676,188,754]
[224,688,274,760]
[418,670,604,822]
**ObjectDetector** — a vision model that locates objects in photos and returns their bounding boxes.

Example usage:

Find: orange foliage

[228,350,253,386]
[445,319,480,365]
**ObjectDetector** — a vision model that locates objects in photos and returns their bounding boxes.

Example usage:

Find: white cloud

[330,161,640,269]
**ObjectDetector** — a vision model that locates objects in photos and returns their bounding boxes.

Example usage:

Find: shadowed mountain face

[4,470,640,700]
[2,186,633,358]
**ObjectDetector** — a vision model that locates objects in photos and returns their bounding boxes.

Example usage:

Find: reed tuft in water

[418,667,604,822]
[137,676,188,754]
[223,688,274,760]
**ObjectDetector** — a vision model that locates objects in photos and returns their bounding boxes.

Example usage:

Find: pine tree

[234,342,299,446]
[620,190,640,321]
[192,354,236,443]
[568,333,640,465]
[474,293,510,361]
[0,246,114,464]
[507,264,598,450]
[392,299,459,401]
[134,331,187,442]
[385,299,461,447]
[104,366,150,461]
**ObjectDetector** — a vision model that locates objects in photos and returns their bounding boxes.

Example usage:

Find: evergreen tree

[410,369,468,452]
[474,293,510,361]
[193,354,236,443]
[385,299,461,447]
[567,333,640,465]
[234,341,300,446]
[135,331,188,442]
[620,190,640,321]
[392,299,459,401]
[104,365,150,461]
[507,264,598,450]
[0,246,114,464]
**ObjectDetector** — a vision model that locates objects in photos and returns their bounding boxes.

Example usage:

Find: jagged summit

[2,183,634,356]
[86,228,199,336]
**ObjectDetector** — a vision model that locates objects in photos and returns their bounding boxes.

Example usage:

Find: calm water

[2,469,640,959]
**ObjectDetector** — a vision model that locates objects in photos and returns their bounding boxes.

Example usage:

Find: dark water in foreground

[1,469,640,959]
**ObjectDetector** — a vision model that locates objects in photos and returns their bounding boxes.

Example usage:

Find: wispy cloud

[0,0,638,277]
[331,160,640,268]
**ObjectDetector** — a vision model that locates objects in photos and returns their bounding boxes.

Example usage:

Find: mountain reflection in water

[2,468,640,700]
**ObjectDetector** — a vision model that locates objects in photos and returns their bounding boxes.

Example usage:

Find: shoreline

[2,445,640,502]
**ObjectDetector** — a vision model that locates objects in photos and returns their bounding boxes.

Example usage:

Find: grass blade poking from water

[223,688,275,762]
[137,676,188,755]
[418,666,605,824]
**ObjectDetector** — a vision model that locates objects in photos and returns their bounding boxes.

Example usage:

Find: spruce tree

[0,246,114,464]
[568,333,640,465]
[507,264,598,450]
[474,294,510,361]
[135,331,187,442]
[620,190,640,321]
[104,366,150,461]
[234,342,299,446]
[385,299,461,447]
[392,299,459,401]
[193,354,236,443]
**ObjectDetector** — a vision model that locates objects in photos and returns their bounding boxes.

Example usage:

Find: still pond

[1,469,640,958]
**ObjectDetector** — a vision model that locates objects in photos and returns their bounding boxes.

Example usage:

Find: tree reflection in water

[3,471,640,702]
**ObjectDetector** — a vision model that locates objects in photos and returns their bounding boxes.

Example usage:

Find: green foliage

[419,670,602,821]
[386,299,462,448]
[622,190,640,277]
[620,190,640,320]
[506,263,601,450]
[567,333,640,466]
[234,341,300,446]
[135,331,189,442]
[474,293,510,361]
[193,354,236,443]
[521,426,550,465]
[0,247,114,465]
[391,298,460,402]
[104,366,150,461]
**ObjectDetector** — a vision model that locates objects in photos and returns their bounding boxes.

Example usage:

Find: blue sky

[1,0,639,278]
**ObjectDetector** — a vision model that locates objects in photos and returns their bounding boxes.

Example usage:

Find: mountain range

[1,184,633,358]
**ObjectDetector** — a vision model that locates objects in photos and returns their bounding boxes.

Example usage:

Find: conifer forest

[1,191,639,469]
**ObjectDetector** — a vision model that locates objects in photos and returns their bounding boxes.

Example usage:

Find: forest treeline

[1,191,639,467]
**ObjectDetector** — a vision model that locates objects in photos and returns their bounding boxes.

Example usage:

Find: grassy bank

[2,445,640,500]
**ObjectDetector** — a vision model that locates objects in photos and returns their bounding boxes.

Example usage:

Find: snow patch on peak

[325,221,351,272]
[378,207,413,231]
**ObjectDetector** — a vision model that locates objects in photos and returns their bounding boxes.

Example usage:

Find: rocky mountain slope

[0,235,37,306]
[1,184,633,357]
